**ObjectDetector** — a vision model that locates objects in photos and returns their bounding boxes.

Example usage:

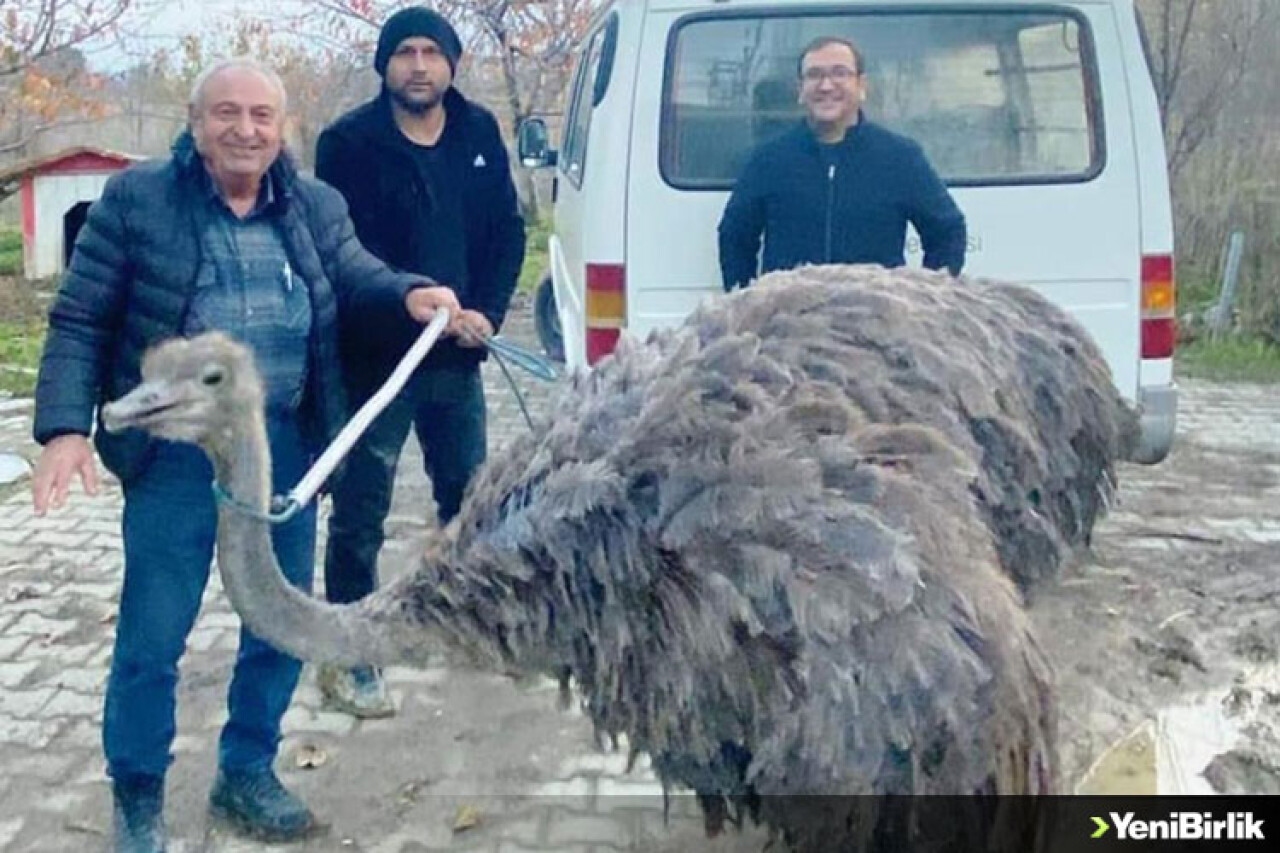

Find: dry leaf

[452,804,482,833]
[294,744,328,769]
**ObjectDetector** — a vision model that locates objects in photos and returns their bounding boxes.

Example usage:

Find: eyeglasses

[801,65,861,84]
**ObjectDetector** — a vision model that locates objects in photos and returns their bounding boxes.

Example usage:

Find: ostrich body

[103,266,1135,851]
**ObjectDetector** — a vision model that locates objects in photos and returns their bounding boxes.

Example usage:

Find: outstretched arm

[904,144,966,276]
[31,172,133,511]
[718,160,768,292]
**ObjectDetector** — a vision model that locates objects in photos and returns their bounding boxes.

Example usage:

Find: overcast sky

[84,0,306,72]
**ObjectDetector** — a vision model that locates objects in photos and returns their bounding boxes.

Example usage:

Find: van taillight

[585,262,625,365]
[1141,254,1176,359]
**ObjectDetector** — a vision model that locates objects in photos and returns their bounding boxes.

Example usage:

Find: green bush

[0,320,44,396]
[1176,335,1280,383]
[0,228,21,276]
[517,217,552,295]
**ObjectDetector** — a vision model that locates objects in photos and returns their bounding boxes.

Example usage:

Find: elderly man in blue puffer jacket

[29,58,462,852]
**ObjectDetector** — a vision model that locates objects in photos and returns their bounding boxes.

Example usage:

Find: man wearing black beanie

[315,6,526,717]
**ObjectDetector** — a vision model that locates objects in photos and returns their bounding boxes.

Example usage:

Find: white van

[518,0,1176,463]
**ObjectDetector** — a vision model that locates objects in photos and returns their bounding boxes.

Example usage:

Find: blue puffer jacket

[33,131,425,482]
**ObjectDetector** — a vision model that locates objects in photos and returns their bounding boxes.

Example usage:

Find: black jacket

[315,88,526,370]
[33,131,424,482]
[718,119,967,290]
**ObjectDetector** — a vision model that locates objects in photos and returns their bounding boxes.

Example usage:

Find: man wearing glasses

[718,36,967,291]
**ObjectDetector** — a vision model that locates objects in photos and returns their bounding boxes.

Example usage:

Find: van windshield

[663,9,1102,188]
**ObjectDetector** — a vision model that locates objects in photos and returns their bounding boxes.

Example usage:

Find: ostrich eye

[201,364,226,387]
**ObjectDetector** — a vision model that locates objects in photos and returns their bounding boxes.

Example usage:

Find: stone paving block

[214,631,240,652]
[52,641,106,667]
[68,764,108,786]
[9,613,77,638]
[0,578,54,597]
[596,778,665,798]
[634,809,687,839]
[366,831,456,853]
[42,690,102,719]
[0,546,35,568]
[0,528,31,546]
[31,788,90,815]
[0,688,56,718]
[78,520,123,537]
[87,533,124,551]
[21,516,79,534]
[0,661,40,690]
[0,500,26,519]
[204,835,273,853]
[531,777,596,798]
[204,707,230,731]
[86,644,114,669]
[292,683,322,708]
[498,843,591,853]
[172,734,203,754]
[61,581,120,601]
[54,720,100,751]
[545,812,635,847]
[200,611,242,630]
[187,627,229,653]
[0,818,24,850]
[4,596,65,618]
[281,708,357,737]
[0,718,64,749]
[557,752,633,779]
[384,666,451,686]
[0,635,31,661]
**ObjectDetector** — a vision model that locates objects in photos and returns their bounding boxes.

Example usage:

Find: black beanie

[374,7,463,77]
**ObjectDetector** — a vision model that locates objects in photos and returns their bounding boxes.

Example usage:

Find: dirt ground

[1033,408,1280,794]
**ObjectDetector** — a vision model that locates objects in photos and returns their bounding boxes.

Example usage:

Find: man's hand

[405,285,461,324]
[32,434,99,516]
[453,309,495,348]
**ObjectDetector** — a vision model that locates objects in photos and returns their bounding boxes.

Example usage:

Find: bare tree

[1138,0,1273,178]
[0,0,132,167]
[0,0,131,78]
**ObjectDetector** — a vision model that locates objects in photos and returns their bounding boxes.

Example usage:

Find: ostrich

[102,265,1135,851]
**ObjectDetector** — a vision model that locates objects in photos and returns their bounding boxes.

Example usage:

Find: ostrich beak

[101,381,186,433]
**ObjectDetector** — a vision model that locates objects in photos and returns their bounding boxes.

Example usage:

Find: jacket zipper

[824,163,836,263]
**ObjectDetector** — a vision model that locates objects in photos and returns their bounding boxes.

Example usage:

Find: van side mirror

[518,118,557,168]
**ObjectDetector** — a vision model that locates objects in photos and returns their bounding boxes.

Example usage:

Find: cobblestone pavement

[0,301,1278,850]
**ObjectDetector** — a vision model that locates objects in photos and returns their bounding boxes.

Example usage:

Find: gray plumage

[102,265,1136,851]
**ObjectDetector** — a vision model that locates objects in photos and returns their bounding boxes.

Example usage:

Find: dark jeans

[104,416,316,778]
[325,364,486,605]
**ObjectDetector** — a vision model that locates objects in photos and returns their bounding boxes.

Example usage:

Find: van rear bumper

[1132,383,1177,464]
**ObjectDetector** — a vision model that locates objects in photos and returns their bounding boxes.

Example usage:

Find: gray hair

[189,58,289,114]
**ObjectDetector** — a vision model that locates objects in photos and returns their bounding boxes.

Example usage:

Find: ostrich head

[101,333,263,452]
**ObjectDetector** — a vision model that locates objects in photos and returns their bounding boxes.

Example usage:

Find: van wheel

[533,274,565,363]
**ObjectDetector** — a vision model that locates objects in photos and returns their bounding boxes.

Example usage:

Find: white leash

[227,309,452,523]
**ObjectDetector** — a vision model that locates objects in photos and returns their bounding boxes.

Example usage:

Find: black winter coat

[719,120,967,291]
[315,88,526,370]
[33,131,424,482]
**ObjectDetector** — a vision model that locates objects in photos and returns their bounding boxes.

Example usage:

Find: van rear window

[662,9,1103,188]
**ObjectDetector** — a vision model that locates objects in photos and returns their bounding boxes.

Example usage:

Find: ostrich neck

[212,414,271,517]
[206,411,427,667]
